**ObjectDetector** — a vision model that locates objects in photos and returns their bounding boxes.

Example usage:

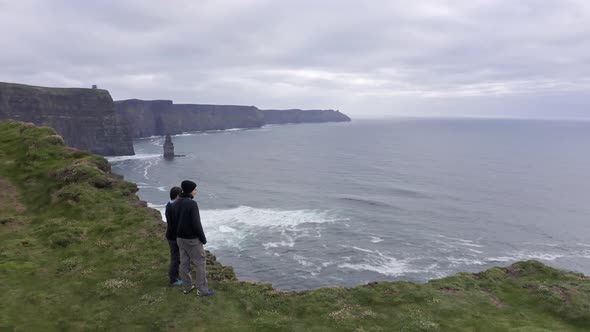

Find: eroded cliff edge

[0,82,134,156]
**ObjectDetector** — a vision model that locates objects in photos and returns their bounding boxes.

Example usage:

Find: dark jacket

[165,201,178,241]
[174,193,207,244]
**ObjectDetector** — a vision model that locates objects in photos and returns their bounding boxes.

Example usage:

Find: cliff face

[116,100,351,138]
[115,99,265,137]
[172,103,266,133]
[0,82,134,156]
[114,99,177,137]
[262,109,351,124]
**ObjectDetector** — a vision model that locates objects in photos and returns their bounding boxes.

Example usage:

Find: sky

[1,0,589,119]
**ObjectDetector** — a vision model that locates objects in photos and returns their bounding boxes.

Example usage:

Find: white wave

[148,203,167,221]
[173,127,250,138]
[435,234,485,248]
[147,203,166,208]
[148,137,164,147]
[338,251,419,276]
[219,128,243,132]
[106,154,161,163]
[448,257,486,266]
[522,243,562,247]
[263,240,294,249]
[148,205,343,251]
[202,206,339,228]
[486,256,516,262]
[293,254,314,267]
[138,185,167,192]
[343,245,375,254]
[370,236,384,243]
[219,225,237,233]
[486,251,565,264]
[321,261,335,268]
[173,132,208,137]
[459,243,484,248]
[514,252,564,261]
[142,158,161,179]
[136,135,159,140]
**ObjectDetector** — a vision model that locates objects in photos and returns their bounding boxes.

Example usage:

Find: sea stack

[163,134,175,159]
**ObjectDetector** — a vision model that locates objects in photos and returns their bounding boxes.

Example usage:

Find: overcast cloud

[1,0,589,118]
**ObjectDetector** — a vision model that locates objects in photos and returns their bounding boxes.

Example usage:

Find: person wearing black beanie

[181,180,197,194]
[174,180,215,296]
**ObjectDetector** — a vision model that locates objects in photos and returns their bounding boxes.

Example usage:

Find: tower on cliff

[163,134,175,159]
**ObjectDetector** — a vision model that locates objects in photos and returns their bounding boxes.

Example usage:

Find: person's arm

[165,203,172,223]
[192,202,207,245]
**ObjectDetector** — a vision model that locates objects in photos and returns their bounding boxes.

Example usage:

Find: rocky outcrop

[115,99,265,137]
[262,109,351,124]
[163,134,174,159]
[0,82,134,156]
[115,100,351,138]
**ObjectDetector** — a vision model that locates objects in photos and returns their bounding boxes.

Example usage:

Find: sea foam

[148,205,341,251]
[106,154,161,163]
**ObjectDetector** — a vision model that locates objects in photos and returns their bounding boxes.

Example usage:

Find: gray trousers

[177,238,208,293]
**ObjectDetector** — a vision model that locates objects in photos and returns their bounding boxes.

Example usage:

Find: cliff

[115,99,351,138]
[262,109,351,124]
[115,99,265,138]
[0,81,350,155]
[0,82,134,156]
[2,120,589,331]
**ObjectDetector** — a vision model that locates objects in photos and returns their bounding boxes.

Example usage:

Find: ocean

[108,118,590,290]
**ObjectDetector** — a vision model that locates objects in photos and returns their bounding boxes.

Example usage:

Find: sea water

[108,118,590,290]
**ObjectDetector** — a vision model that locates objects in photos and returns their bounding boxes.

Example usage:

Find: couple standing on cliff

[164,180,216,296]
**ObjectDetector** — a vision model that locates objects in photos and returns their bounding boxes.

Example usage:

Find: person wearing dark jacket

[175,180,215,296]
[165,186,183,286]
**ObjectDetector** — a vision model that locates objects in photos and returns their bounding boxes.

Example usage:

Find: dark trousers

[167,239,180,284]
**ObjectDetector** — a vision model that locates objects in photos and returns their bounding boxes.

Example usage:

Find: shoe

[183,285,196,294]
[197,289,216,297]
[170,279,183,287]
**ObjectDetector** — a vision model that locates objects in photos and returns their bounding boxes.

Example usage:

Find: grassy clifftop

[1,120,589,331]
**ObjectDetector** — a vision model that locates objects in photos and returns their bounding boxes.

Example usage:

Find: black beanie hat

[181,180,197,193]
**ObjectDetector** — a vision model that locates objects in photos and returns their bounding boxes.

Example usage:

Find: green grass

[1,119,589,331]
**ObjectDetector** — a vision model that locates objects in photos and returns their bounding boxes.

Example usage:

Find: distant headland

[0,82,351,156]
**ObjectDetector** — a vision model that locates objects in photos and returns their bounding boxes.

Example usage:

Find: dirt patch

[523,284,572,304]
[502,266,522,279]
[439,287,462,295]
[482,289,506,308]
[551,286,571,304]
[0,177,25,214]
